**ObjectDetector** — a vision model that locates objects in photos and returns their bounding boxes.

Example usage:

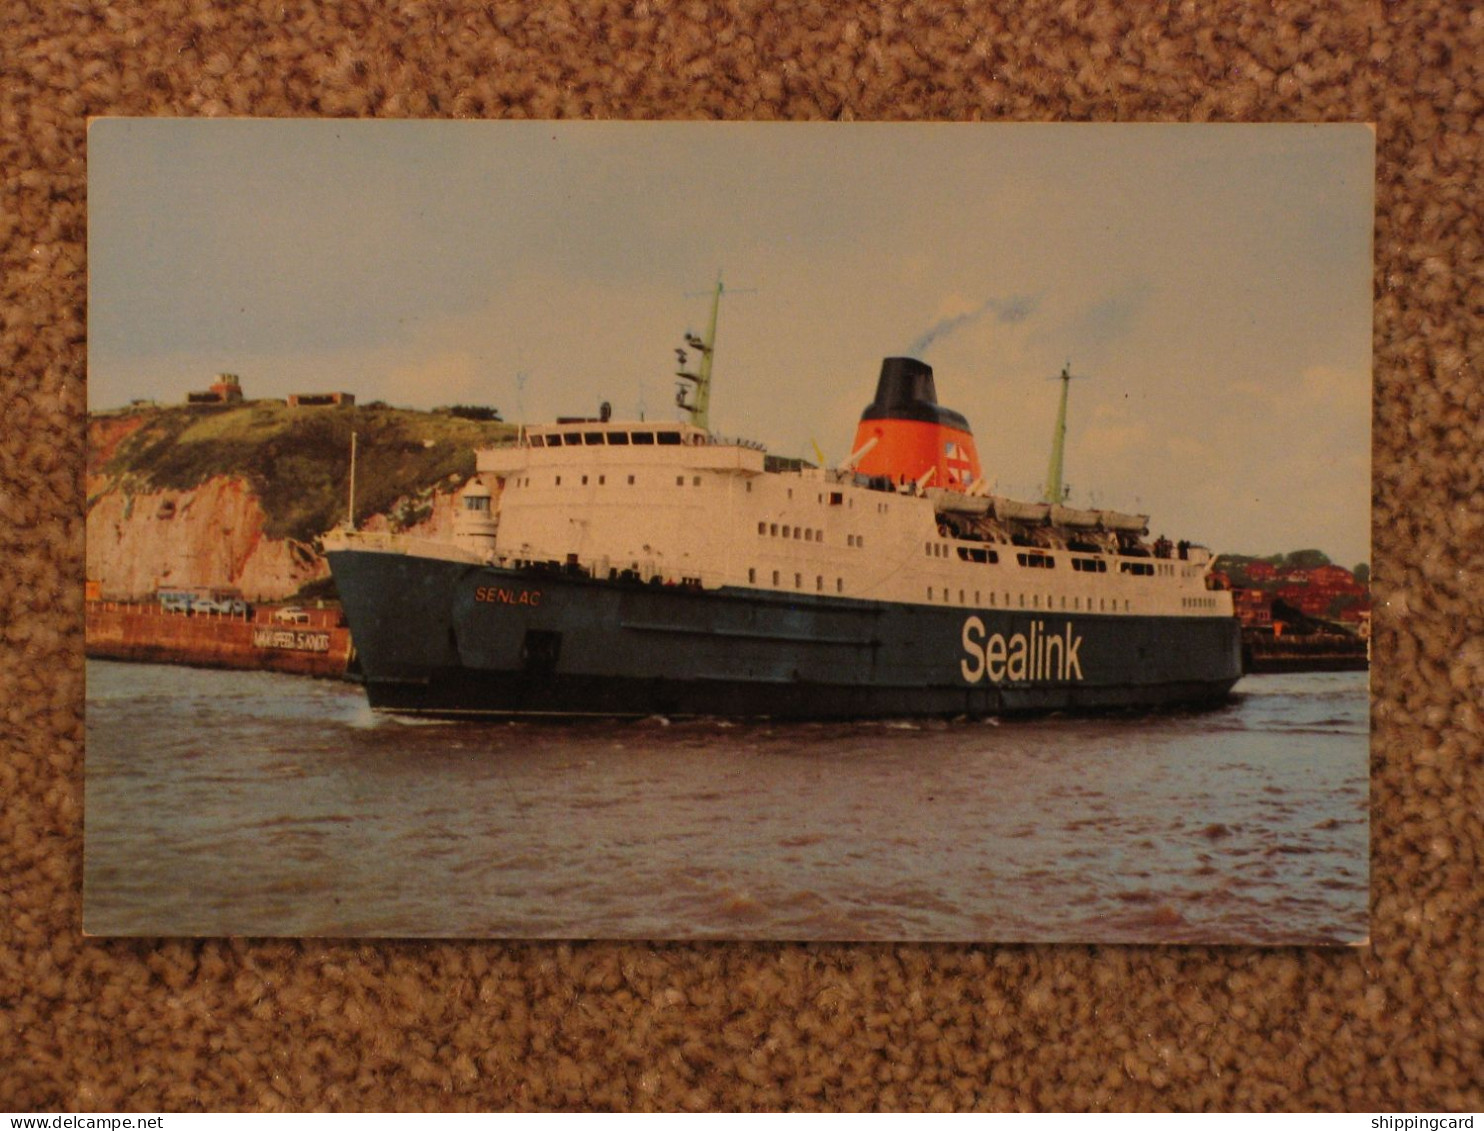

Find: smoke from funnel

[907,295,1037,357]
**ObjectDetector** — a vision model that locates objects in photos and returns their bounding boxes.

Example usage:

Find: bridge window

[657,431,682,445]
[632,431,655,445]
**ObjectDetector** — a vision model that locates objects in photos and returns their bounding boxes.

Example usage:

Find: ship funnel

[849,358,982,489]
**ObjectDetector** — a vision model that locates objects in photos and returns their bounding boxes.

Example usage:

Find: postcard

[85,120,1373,942]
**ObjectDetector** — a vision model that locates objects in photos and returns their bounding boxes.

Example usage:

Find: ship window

[584,432,604,445]
[563,432,581,445]
[1019,594,1026,608]
[748,568,756,583]
[628,475,636,485]
[581,475,589,485]
[830,492,843,506]
[858,537,864,548]
[758,522,766,535]
[608,432,629,446]
[795,573,802,589]
[837,579,844,593]
[555,475,562,486]
[770,524,778,536]
[632,431,655,445]
[816,576,824,591]
[599,475,606,486]
[782,525,791,538]
[927,587,934,600]
[959,590,965,604]
[693,476,701,487]
[804,529,813,542]
[545,434,562,447]
[772,570,780,585]
[657,431,682,446]
[1033,594,1040,608]
[530,434,546,447]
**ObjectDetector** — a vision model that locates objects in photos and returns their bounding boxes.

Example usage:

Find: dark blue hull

[328,550,1244,719]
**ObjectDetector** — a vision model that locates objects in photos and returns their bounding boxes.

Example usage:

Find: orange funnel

[850,357,981,489]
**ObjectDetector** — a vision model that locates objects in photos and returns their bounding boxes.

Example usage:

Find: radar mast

[674,271,751,431]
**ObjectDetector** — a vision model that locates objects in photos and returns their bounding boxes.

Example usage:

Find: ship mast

[674,272,734,432]
[1042,362,1084,504]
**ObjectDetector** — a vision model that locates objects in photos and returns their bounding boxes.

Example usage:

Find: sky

[88,120,1374,567]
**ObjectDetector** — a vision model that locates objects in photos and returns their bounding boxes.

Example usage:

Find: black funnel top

[861,357,971,430]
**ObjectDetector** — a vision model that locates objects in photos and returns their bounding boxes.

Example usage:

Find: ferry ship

[327,288,1242,719]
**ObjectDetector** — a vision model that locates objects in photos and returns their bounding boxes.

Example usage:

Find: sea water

[84,661,1369,943]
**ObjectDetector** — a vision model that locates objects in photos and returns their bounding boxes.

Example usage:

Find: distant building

[1245,561,1278,582]
[1233,588,1273,629]
[288,392,356,408]
[187,373,245,405]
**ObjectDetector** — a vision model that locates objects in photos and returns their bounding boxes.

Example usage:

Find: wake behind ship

[326,303,1242,719]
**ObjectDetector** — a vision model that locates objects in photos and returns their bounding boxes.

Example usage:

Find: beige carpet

[4,0,1480,1111]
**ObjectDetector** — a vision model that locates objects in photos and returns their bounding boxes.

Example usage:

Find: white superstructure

[456,419,1233,621]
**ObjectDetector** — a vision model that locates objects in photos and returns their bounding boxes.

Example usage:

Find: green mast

[1042,363,1078,504]
[674,273,725,432]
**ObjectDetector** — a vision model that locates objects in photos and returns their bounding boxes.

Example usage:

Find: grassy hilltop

[89,400,516,543]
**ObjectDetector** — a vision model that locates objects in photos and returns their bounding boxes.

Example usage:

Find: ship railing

[329,529,484,563]
[704,433,768,452]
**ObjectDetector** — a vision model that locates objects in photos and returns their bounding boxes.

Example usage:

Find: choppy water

[84,661,1369,944]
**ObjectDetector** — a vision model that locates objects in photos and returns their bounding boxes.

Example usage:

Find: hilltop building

[289,392,356,407]
[187,373,245,405]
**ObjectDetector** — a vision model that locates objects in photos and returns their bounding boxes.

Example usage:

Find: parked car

[191,596,247,615]
[158,592,193,614]
[272,606,310,624]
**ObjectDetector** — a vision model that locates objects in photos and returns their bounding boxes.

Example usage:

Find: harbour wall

[85,602,353,679]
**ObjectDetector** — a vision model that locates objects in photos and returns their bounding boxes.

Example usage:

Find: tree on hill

[1283,549,1332,571]
[1354,563,1370,585]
